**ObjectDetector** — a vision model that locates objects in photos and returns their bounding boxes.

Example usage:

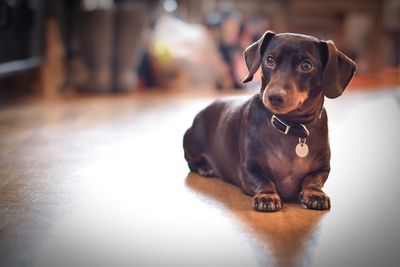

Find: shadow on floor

[185,172,329,267]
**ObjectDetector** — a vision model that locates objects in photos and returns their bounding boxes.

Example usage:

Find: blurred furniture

[57,0,158,93]
[0,0,45,78]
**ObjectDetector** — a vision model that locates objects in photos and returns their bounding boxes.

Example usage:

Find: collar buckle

[270,115,310,137]
[271,115,290,135]
[300,124,310,136]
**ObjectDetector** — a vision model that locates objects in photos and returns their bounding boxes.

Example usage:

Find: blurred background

[0,0,399,99]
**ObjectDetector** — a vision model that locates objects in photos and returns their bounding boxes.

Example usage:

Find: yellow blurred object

[151,41,173,66]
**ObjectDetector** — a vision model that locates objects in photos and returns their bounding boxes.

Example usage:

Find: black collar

[266,109,323,139]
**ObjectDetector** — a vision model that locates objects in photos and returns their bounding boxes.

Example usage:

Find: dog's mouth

[266,104,299,115]
[262,87,308,115]
[262,96,303,115]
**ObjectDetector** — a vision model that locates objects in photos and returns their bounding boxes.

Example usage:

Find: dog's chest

[264,146,313,199]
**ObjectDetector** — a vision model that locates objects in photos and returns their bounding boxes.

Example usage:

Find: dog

[183,31,356,212]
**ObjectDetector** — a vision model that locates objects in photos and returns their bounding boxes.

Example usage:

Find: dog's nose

[268,93,284,107]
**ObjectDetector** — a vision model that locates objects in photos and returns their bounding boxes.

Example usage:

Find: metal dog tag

[295,138,309,157]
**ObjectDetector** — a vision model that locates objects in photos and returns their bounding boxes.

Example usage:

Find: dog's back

[183,96,250,184]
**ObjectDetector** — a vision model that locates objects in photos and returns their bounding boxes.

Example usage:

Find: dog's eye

[300,60,313,72]
[265,56,275,68]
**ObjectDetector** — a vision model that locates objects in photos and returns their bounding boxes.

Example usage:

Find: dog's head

[243,31,357,115]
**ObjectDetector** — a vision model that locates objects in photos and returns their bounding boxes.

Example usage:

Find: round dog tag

[295,143,309,157]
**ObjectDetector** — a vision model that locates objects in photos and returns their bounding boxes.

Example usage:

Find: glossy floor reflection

[0,88,399,267]
[186,173,328,267]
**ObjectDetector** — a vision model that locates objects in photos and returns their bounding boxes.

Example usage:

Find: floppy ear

[242,31,275,83]
[319,40,357,99]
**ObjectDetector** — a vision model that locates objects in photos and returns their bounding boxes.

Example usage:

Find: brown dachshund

[183,31,356,212]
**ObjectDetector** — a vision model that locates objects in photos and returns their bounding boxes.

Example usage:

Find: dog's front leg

[300,170,331,210]
[240,166,283,212]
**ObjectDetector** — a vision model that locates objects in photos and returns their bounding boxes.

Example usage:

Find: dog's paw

[197,167,215,177]
[300,190,331,210]
[252,193,283,212]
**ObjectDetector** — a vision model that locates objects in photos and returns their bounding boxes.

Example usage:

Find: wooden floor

[0,87,399,267]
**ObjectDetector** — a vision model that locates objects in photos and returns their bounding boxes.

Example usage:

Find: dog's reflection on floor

[185,172,328,267]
